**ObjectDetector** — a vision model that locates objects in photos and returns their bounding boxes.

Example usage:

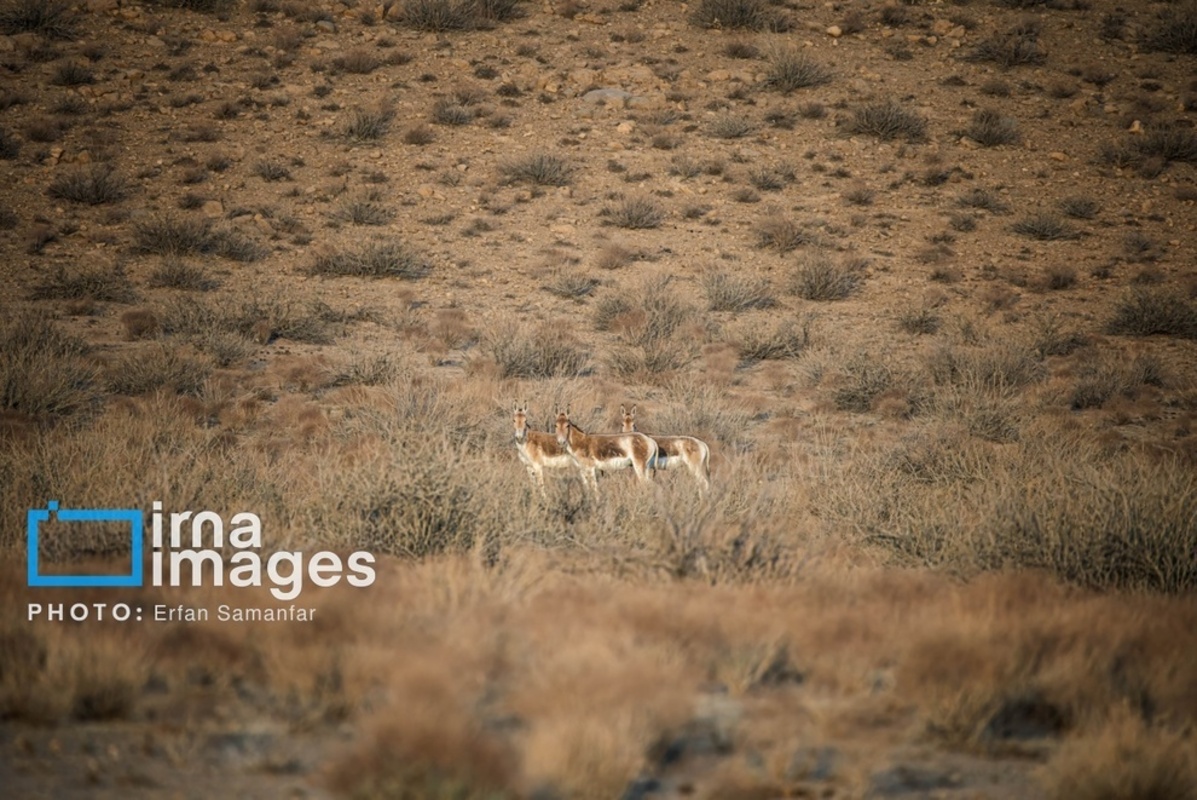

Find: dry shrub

[701,268,775,311]
[731,318,811,364]
[600,196,665,229]
[481,322,588,379]
[104,346,210,397]
[845,102,928,143]
[691,0,787,31]
[756,215,819,253]
[47,164,130,205]
[789,251,864,301]
[311,240,431,279]
[0,623,146,723]
[133,214,265,262]
[1106,287,1197,339]
[499,153,574,186]
[1070,353,1165,410]
[1041,712,1197,800]
[31,263,138,303]
[829,431,1197,593]
[325,705,516,799]
[761,46,831,93]
[927,339,1045,393]
[0,312,99,418]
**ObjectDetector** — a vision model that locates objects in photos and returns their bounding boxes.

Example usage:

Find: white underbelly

[593,456,634,472]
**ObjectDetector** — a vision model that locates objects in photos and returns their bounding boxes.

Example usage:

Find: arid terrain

[2,0,1196,797]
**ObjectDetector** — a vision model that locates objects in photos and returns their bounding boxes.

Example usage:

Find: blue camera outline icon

[27,501,144,588]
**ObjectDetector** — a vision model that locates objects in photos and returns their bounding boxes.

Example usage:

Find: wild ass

[554,407,658,496]
[513,403,577,494]
[621,404,711,492]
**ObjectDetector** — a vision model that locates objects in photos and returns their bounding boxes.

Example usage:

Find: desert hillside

[1,0,1196,797]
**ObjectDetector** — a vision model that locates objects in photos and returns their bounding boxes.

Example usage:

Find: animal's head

[513,402,529,443]
[554,407,572,449]
[620,404,638,433]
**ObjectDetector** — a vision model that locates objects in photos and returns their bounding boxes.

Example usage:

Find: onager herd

[512,403,711,496]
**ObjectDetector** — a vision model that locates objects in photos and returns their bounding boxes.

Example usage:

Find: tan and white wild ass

[554,407,659,496]
[513,403,577,494]
[621,404,711,492]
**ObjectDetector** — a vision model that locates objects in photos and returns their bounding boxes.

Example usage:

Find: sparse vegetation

[600,196,665,229]
[756,216,817,252]
[1,2,1196,797]
[311,240,431,279]
[790,252,864,300]
[344,106,395,142]
[1059,196,1099,219]
[701,269,775,311]
[0,0,76,38]
[964,109,1020,147]
[708,114,755,139]
[31,264,138,303]
[499,153,574,186]
[147,258,219,291]
[47,165,131,205]
[846,102,928,143]
[691,0,786,31]
[967,28,1047,67]
[133,215,265,262]
[1106,287,1197,339]
[1012,214,1078,241]
[481,322,588,378]
[762,47,832,93]
[0,313,97,417]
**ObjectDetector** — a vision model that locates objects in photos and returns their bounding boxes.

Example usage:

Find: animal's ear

[620,404,626,415]
[565,404,571,417]
[630,404,637,415]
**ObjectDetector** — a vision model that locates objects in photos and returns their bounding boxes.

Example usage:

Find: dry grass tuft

[499,153,574,186]
[311,240,431,279]
[481,322,588,379]
[0,313,98,418]
[846,102,928,143]
[1041,713,1197,800]
[790,252,864,301]
[762,46,832,93]
[600,196,665,229]
[31,263,138,303]
[701,268,775,311]
[1106,287,1197,339]
[48,164,131,205]
[691,0,787,31]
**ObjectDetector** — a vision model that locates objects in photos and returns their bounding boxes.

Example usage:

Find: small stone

[216,30,237,43]
[1129,119,1143,134]
[201,200,223,218]
[1049,151,1067,162]
[616,121,636,134]
[315,20,337,33]
[826,25,842,38]
[706,69,730,82]
[417,184,436,198]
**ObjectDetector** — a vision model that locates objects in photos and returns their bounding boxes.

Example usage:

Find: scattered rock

[826,25,842,38]
[201,200,223,218]
[616,121,636,134]
[315,20,337,33]
[1049,152,1067,162]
